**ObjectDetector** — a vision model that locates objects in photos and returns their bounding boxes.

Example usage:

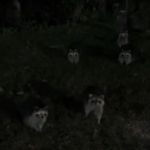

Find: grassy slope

[0,24,150,150]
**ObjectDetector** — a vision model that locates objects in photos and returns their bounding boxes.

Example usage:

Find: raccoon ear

[99,94,105,99]
[89,93,93,98]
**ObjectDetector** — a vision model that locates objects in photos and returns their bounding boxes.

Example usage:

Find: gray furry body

[16,91,49,132]
[23,107,48,132]
[59,88,105,124]
[84,93,105,124]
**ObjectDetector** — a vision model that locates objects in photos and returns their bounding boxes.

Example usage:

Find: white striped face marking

[67,49,80,64]
[85,94,105,124]
[118,50,132,65]
[23,108,48,132]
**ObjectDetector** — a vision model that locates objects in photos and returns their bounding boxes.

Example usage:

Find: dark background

[0,0,150,150]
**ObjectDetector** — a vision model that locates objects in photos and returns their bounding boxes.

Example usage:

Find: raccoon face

[118,50,132,65]
[67,49,80,64]
[23,107,48,132]
[84,94,105,124]
[33,109,48,120]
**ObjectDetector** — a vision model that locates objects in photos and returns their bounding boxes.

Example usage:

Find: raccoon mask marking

[118,50,132,65]
[23,107,48,132]
[84,94,105,124]
[67,49,80,64]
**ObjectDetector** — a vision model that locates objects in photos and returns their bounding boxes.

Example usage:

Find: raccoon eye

[91,100,95,103]
[91,99,97,104]
[121,54,124,58]
[44,113,47,117]
[97,100,102,104]
[35,114,40,117]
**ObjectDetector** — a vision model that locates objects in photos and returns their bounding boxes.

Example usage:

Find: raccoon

[16,94,49,132]
[118,45,145,65]
[67,49,80,64]
[57,86,105,124]
[118,49,132,65]
[23,106,48,132]
[84,93,105,124]
[82,86,106,124]
[0,87,49,132]
[117,31,128,47]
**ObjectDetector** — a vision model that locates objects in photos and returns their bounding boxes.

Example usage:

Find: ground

[0,24,150,150]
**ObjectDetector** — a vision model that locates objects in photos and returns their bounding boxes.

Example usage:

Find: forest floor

[0,24,150,150]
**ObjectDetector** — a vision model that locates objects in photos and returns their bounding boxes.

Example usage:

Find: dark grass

[0,24,150,150]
